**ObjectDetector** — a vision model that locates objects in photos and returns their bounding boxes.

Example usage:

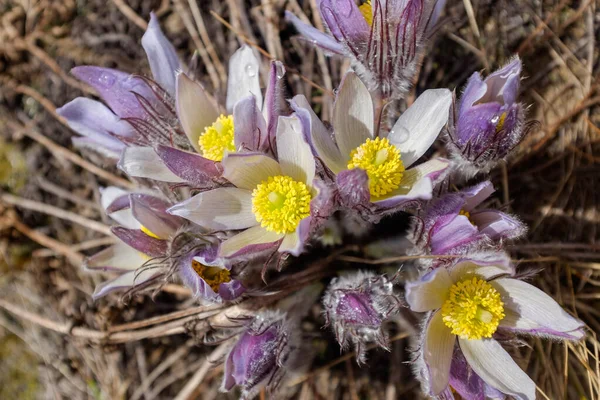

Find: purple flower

[323,271,401,363]
[286,0,443,99]
[221,312,294,399]
[447,57,533,174]
[406,256,585,399]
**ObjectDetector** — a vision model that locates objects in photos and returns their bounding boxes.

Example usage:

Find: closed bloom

[169,115,319,258]
[286,0,444,99]
[293,72,451,218]
[323,271,401,363]
[222,312,294,399]
[406,256,585,399]
[447,57,532,174]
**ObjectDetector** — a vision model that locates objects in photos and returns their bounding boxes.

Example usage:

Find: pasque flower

[286,0,444,99]
[406,256,584,399]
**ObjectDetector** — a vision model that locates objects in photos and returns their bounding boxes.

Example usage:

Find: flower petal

[423,311,456,396]
[219,280,246,301]
[155,144,221,187]
[141,12,180,96]
[493,278,585,340]
[389,89,452,168]
[263,61,287,150]
[92,268,161,300]
[459,338,536,400]
[470,211,526,241]
[118,147,185,182]
[168,188,256,231]
[278,217,311,256]
[130,194,182,238]
[284,11,345,55]
[406,268,452,312]
[319,0,370,44]
[461,181,495,211]
[429,215,479,255]
[226,46,262,113]
[85,242,148,272]
[333,72,373,158]
[111,227,168,257]
[336,168,370,209]
[276,115,315,186]
[100,187,140,229]
[234,95,268,153]
[219,225,284,258]
[222,152,281,190]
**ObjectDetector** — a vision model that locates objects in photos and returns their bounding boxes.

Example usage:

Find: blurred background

[0,0,598,398]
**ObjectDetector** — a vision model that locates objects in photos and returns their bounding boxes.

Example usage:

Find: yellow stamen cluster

[347,137,405,199]
[495,112,507,133]
[252,175,312,234]
[141,225,160,239]
[359,0,373,26]
[198,114,235,161]
[191,260,232,292]
[441,277,505,340]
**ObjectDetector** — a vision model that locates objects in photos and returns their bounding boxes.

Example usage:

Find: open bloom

[293,71,450,218]
[447,57,531,174]
[410,181,526,265]
[169,115,319,258]
[286,0,444,99]
[406,256,585,399]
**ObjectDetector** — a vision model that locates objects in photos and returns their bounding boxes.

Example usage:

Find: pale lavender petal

[423,311,456,396]
[219,225,284,258]
[482,57,522,105]
[100,187,140,229]
[141,12,180,96]
[226,46,262,113]
[92,268,161,300]
[263,61,288,151]
[430,215,479,255]
[460,72,487,110]
[276,115,315,187]
[85,242,148,272]
[233,95,268,153]
[155,144,222,187]
[284,11,345,55]
[111,226,168,257]
[130,193,183,238]
[118,147,185,182]
[406,268,452,312]
[319,0,370,44]
[461,181,495,211]
[470,210,526,240]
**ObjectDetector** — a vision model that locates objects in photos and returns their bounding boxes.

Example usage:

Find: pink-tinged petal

[219,225,284,258]
[85,242,148,272]
[263,61,288,151]
[130,194,182,238]
[141,12,180,96]
[470,211,526,241]
[234,95,268,153]
[100,187,140,229]
[111,227,168,257]
[333,72,373,158]
[278,217,311,256]
[118,147,185,182]
[284,11,345,55]
[459,338,536,400]
[424,311,456,396]
[406,268,452,312]
[389,89,452,168]
[276,115,315,187]
[222,152,281,190]
[168,188,256,231]
[226,46,262,113]
[493,278,585,340]
[430,215,479,255]
[92,268,161,300]
[319,0,370,44]
[291,95,345,173]
[461,181,495,211]
[155,144,221,187]
[176,72,219,152]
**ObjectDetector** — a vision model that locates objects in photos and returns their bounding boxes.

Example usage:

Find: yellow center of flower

[359,0,373,26]
[495,112,507,133]
[251,175,312,234]
[198,114,235,161]
[441,277,505,340]
[347,137,405,199]
[141,225,160,239]
[191,260,231,292]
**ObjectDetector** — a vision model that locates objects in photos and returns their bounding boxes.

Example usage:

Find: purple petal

[141,12,180,96]
[470,210,526,240]
[319,0,370,44]
[130,194,183,238]
[483,57,522,106]
[461,181,495,211]
[111,226,169,257]
[263,61,288,152]
[155,144,222,187]
[219,279,246,301]
[459,72,487,110]
[430,215,479,255]
[336,168,370,209]
[449,347,486,400]
[284,11,344,55]
[233,95,268,153]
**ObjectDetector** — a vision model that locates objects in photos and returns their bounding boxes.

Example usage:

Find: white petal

[219,225,284,257]
[278,231,300,254]
[168,188,256,231]
[92,268,161,299]
[226,46,262,113]
[141,13,180,96]
[176,72,220,152]
[493,278,585,340]
[424,311,456,395]
[276,115,315,186]
[333,72,373,158]
[100,187,140,229]
[86,242,148,272]
[389,89,452,167]
[449,260,513,283]
[118,147,184,183]
[405,268,452,312]
[222,153,281,190]
[459,338,536,400]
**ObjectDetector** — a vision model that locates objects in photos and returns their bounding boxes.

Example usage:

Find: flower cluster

[59,10,584,400]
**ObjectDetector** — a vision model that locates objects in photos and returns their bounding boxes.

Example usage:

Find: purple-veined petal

[319,0,370,44]
[263,61,287,151]
[481,57,522,105]
[111,226,168,257]
[118,146,185,182]
[406,268,452,312]
[471,210,526,241]
[176,72,220,152]
[222,152,281,190]
[430,215,479,255]
[459,338,536,400]
[226,46,262,113]
[389,89,452,168]
[276,115,315,187]
[168,188,256,231]
[233,95,268,153]
[333,72,373,158]
[284,11,345,55]
[85,242,148,272]
[130,193,182,238]
[492,278,585,340]
[92,268,162,300]
[100,187,140,229]
[141,12,180,96]
[423,311,456,396]
[461,181,495,211]
[219,225,284,258]
[155,144,221,187]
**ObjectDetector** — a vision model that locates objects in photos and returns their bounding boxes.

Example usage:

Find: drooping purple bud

[323,271,401,363]
[448,57,534,174]
[221,312,294,399]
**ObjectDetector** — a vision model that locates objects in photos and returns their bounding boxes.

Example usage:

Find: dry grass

[0,0,598,398]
